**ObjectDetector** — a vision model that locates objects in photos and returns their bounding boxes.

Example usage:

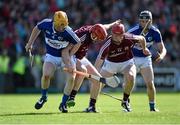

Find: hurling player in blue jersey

[128,10,167,112]
[25,11,81,113]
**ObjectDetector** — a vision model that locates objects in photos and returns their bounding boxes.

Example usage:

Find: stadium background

[0,0,180,93]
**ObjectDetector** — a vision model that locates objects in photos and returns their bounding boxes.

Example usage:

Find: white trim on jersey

[52,23,56,33]
[151,25,160,33]
[127,25,139,33]
[98,39,111,59]
[79,34,87,42]
[151,26,163,42]
[65,27,80,43]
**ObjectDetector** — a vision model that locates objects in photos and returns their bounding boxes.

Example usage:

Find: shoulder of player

[76,25,92,32]
[64,26,80,42]
[38,18,52,24]
[150,25,161,34]
[127,25,140,33]
[98,38,111,57]
[101,37,111,49]
[64,26,75,35]
[75,25,92,37]
[124,33,134,39]
[123,33,139,44]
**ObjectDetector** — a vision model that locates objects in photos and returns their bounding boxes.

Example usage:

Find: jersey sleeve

[65,27,81,44]
[75,30,87,43]
[36,19,50,31]
[97,40,110,60]
[127,25,139,34]
[153,29,163,43]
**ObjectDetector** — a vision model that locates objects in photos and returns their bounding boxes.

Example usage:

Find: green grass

[0,92,180,124]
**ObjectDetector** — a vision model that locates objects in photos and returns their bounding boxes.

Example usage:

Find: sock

[41,89,48,99]
[89,98,96,107]
[123,93,130,102]
[61,94,69,105]
[70,90,77,100]
[149,102,155,110]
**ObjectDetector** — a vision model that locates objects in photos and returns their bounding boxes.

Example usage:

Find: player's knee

[43,75,51,80]
[146,81,155,90]
[146,80,155,90]
[126,73,135,83]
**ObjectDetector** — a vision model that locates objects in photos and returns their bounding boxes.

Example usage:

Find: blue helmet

[139,10,152,20]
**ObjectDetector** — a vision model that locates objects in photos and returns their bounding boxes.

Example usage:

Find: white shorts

[133,56,152,72]
[44,54,76,69]
[102,59,134,74]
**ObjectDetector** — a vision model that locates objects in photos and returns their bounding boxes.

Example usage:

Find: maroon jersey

[74,25,94,59]
[98,33,138,62]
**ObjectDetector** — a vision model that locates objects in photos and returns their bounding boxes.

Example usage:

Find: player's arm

[25,19,50,52]
[62,27,81,72]
[62,44,75,73]
[153,30,167,62]
[103,19,121,30]
[94,58,104,72]
[62,45,71,65]
[133,35,151,56]
[62,43,73,63]
[25,26,41,52]
[94,41,109,71]
[69,42,81,56]
[65,27,81,56]
[155,42,167,62]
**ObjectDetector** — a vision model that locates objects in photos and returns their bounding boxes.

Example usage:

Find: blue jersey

[128,25,162,57]
[37,18,80,57]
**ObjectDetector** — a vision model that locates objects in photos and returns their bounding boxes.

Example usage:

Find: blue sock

[41,89,48,99]
[149,102,155,110]
[61,94,69,105]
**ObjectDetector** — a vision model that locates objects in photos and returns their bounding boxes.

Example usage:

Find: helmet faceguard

[90,24,107,42]
[139,10,152,28]
[53,11,69,31]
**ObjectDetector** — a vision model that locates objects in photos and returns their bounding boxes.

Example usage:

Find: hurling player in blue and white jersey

[25,11,81,113]
[128,10,167,112]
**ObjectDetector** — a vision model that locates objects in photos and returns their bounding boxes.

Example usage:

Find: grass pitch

[0,92,180,124]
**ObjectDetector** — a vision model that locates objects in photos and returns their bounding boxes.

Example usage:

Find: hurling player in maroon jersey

[95,24,150,112]
[66,20,121,112]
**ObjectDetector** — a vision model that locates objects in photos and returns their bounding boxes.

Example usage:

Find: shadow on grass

[0,112,60,116]
[69,111,92,113]
[0,111,91,116]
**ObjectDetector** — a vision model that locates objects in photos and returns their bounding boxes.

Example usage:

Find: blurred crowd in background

[0,0,180,93]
